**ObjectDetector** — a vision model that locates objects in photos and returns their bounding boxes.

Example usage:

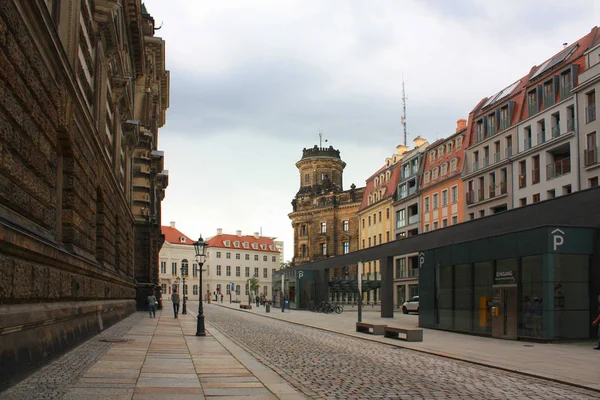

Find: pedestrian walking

[593,294,600,350]
[172,289,180,318]
[147,293,157,318]
[220,293,224,303]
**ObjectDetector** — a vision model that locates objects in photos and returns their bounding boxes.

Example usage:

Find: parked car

[402,296,419,314]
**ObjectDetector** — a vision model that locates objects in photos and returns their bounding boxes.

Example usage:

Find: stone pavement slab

[53,309,305,399]
[211,300,600,393]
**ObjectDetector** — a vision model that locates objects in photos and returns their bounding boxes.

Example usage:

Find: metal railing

[567,118,575,132]
[524,137,532,150]
[551,125,560,138]
[473,161,479,172]
[489,184,496,198]
[537,131,545,144]
[543,94,554,108]
[483,157,489,168]
[466,191,475,205]
[560,83,571,98]
[505,146,513,158]
[499,181,507,194]
[477,187,485,202]
[532,168,540,184]
[546,157,571,179]
[408,214,419,225]
[586,105,596,123]
[493,152,500,163]
[499,119,510,131]
[584,147,598,166]
[528,104,537,117]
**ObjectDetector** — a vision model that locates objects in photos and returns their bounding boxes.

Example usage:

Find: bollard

[266,303,270,313]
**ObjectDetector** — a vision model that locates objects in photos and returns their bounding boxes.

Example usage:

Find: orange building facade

[420,120,470,231]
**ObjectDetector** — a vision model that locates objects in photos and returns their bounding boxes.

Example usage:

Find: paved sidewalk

[59,309,304,400]
[213,301,600,392]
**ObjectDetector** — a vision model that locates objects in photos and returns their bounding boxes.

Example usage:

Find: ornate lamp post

[174,276,181,296]
[180,263,188,315]
[193,235,208,337]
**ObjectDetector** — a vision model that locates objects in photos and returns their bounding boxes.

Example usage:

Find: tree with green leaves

[249,276,260,297]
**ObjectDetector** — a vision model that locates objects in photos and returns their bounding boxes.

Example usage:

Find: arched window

[181,259,189,275]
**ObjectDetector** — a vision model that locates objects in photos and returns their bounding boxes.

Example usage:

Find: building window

[245,267,250,277]
[424,224,430,232]
[432,168,439,181]
[320,222,327,233]
[378,211,382,222]
[254,267,259,277]
[386,208,390,219]
[533,193,540,203]
[236,266,240,277]
[254,255,259,261]
[321,243,327,255]
[442,219,448,227]
[586,90,596,123]
[171,262,177,275]
[442,189,448,206]
[343,241,349,254]
[429,151,436,162]
[589,177,599,188]
[424,171,431,184]
[469,213,474,220]
[216,252,221,258]
[452,216,458,225]
[520,198,527,207]
[226,266,231,276]
[245,254,250,260]
[440,163,448,176]
[304,173,310,183]
[226,284,231,295]
[456,136,463,149]
[216,265,222,276]
[451,186,458,203]
[192,263,198,277]
[236,253,240,259]
[424,197,430,212]
[236,285,240,295]
[263,268,268,278]
[362,219,365,228]
[193,285,198,296]
[272,256,276,262]
[433,221,439,230]
[396,209,406,228]
[263,255,267,262]
[433,193,439,209]
[450,158,458,172]
[343,220,349,231]
[395,258,406,279]
[160,261,166,274]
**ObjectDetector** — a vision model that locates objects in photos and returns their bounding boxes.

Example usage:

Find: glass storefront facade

[420,226,595,340]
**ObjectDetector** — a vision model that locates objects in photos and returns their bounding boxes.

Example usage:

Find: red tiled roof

[358,162,401,212]
[161,226,195,245]
[207,234,280,253]
[420,127,469,189]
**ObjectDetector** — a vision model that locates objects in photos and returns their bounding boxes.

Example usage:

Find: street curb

[214,303,600,394]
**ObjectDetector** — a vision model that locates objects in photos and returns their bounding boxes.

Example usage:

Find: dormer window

[429,151,436,162]
[385,171,391,181]
[447,142,453,153]
[456,136,463,149]
[260,244,266,250]
[450,158,458,172]
[437,147,444,158]
[432,167,439,181]
[424,171,431,184]
[224,240,230,247]
[269,244,275,250]
[234,241,240,247]
[243,242,249,248]
[252,243,258,249]
[441,162,448,176]
[374,177,379,187]
[180,237,186,243]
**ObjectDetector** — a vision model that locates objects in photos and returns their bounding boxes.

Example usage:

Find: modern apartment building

[357,149,403,303]
[574,40,600,188]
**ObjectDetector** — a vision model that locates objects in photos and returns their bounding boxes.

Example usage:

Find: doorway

[492,285,518,339]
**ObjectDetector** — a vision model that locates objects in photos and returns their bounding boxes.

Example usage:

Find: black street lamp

[180,263,188,314]
[193,235,208,337]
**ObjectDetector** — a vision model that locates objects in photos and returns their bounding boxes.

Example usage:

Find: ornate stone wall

[0,0,168,389]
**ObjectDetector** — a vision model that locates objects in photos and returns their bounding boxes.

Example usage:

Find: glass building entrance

[421,226,595,341]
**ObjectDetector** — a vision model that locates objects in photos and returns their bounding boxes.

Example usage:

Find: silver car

[402,295,419,314]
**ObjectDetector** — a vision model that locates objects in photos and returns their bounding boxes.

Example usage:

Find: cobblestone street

[205,305,599,400]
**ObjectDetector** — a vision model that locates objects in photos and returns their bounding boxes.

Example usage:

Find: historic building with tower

[289,145,365,266]
[0,0,169,388]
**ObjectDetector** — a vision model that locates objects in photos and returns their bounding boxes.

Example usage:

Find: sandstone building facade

[0,0,169,389]
[289,145,365,267]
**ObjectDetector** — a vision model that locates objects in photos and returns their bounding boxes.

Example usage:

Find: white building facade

[159,222,199,302]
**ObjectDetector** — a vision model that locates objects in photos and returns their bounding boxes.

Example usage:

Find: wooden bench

[384,326,423,342]
[356,322,387,335]
[240,304,252,310]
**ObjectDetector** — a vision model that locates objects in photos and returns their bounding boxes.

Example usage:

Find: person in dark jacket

[172,289,180,318]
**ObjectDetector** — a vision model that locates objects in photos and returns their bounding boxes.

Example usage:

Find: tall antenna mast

[401,76,408,146]
[319,128,323,148]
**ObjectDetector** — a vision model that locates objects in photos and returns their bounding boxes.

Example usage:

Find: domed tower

[295,145,346,196]
[289,145,365,266]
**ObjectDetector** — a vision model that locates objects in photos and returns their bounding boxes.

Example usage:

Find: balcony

[567,118,575,132]
[473,161,480,172]
[584,147,598,166]
[408,214,419,225]
[482,157,490,168]
[489,184,496,198]
[505,146,513,158]
[524,137,532,150]
[493,152,500,163]
[560,83,571,98]
[543,94,554,108]
[532,168,540,184]
[499,119,510,131]
[537,131,545,144]
[551,125,560,139]
[586,105,596,123]
[408,186,417,196]
[477,187,485,202]
[518,174,526,188]
[546,158,571,179]
[528,104,537,117]
[499,181,507,194]
[466,191,475,205]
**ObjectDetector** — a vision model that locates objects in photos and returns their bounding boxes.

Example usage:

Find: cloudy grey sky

[145,0,599,261]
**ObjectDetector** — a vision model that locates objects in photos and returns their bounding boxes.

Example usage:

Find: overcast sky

[144,0,600,262]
